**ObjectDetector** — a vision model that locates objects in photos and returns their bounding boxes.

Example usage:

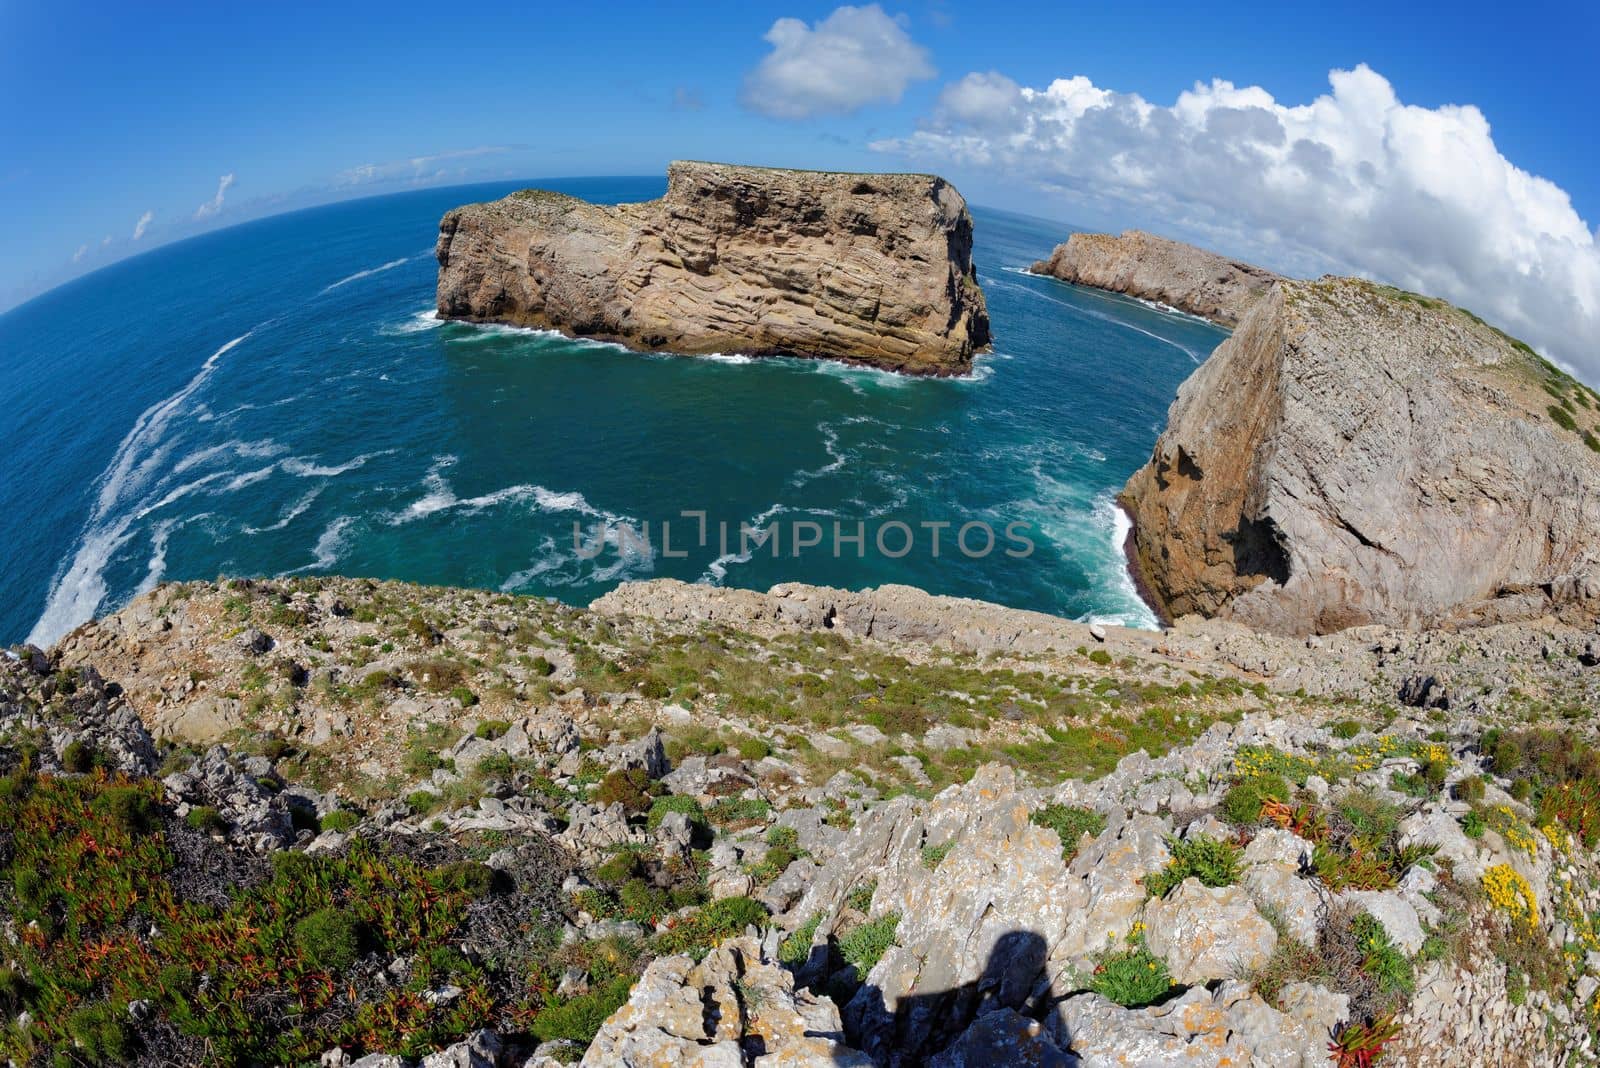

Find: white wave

[388,308,444,334]
[702,502,787,583]
[1076,496,1160,631]
[287,516,356,573]
[389,456,620,527]
[28,334,251,647]
[244,486,323,534]
[281,450,392,478]
[320,257,410,294]
[699,352,755,365]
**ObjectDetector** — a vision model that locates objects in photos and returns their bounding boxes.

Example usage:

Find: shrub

[646,794,705,832]
[1462,809,1486,838]
[474,719,511,740]
[1548,405,1578,431]
[618,878,669,922]
[449,686,478,708]
[1146,834,1242,897]
[1330,720,1363,740]
[430,861,496,898]
[317,809,359,833]
[1455,776,1485,803]
[1031,803,1107,862]
[1329,1017,1401,1068]
[735,735,772,761]
[595,851,642,885]
[405,789,440,815]
[293,908,362,972]
[779,913,823,966]
[655,897,769,959]
[1351,913,1412,996]
[838,913,900,973]
[186,806,226,834]
[1421,758,1450,790]
[1089,931,1170,1008]
[595,767,654,814]
[531,655,556,676]
[530,975,633,1044]
[1222,774,1291,825]
[1087,649,1113,666]
[64,1003,131,1062]
[61,739,95,772]
[91,785,158,834]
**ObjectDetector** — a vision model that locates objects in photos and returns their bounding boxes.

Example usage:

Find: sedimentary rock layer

[436,161,992,376]
[1030,229,1281,326]
[1122,276,1600,635]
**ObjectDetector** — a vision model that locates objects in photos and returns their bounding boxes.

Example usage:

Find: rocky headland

[435,161,992,376]
[1122,276,1600,636]
[1030,229,1281,326]
[9,573,1600,1065]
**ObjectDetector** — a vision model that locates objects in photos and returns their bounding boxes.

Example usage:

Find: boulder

[1144,878,1278,985]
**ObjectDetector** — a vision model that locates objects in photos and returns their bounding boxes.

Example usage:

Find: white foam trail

[287,516,356,573]
[320,257,410,294]
[702,503,787,583]
[1074,496,1160,631]
[280,450,392,478]
[245,486,323,534]
[28,334,250,647]
[989,275,1206,364]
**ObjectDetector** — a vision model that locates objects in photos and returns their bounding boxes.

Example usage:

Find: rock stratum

[1030,229,1281,326]
[1122,276,1600,635]
[435,161,992,376]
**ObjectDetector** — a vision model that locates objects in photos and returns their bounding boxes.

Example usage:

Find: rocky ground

[8,574,1600,1065]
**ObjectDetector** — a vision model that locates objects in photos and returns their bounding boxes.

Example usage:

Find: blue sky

[4,0,1597,368]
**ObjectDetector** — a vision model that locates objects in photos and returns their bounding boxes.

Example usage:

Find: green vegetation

[1221,774,1290,825]
[1145,834,1241,897]
[1088,931,1171,1008]
[1030,803,1107,863]
[838,913,900,973]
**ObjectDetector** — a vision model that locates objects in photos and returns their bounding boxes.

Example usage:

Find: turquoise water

[0,179,1226,647]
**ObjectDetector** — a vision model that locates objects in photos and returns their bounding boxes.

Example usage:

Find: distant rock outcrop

[435,161,992,376]
[1121,276,1600,635]
[1030,230,1280,326]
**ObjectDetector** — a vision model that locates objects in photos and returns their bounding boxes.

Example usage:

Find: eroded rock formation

[435,161,991,375]
[1122,276,1600,635]
[1030,229,1281,326]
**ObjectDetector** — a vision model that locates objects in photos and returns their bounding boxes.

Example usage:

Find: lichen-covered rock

[1029,229,1280,326]
[436,162,991,376]
[1052,981,1329,1067]
[580,937,869,1067]
[1144,878,1278,985]
[1122,276,1600,635]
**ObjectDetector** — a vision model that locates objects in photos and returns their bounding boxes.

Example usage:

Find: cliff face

[435,161,991,376]
[1030,230,1281,326]
[1122,276,1600,635]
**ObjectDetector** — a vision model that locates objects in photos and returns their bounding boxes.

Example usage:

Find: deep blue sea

[0,178,1226,647]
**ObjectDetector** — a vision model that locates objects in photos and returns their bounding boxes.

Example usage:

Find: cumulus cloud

[194,173,235,219]
[336,146,511,187]
[874,64,1600,376]
[742,4,934,120]
[132,210,153,241]
[72,244,88,263]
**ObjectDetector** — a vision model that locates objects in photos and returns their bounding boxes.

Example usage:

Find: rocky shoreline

[435,162,992,377]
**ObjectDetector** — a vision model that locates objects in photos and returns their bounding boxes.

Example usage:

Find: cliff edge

[1122,276,1600,635]
[1030,229,1281,326]
[435,161,991,376]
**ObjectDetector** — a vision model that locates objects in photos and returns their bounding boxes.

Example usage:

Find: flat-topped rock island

[435,161,992,376]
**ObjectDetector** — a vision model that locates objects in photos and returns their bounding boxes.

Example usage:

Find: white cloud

[72,244,88,263]
[336,146,511,187]
[194,173,235,219]
[742,4,934,120]
[875,63,1600,377]
[132,210,153,241]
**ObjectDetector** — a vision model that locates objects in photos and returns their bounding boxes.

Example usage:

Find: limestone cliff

[1122,276,1600,635]
[435,161,991,376]
[1030,230,1281,326]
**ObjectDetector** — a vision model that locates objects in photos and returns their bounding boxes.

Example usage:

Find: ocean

[0,177,1226,647]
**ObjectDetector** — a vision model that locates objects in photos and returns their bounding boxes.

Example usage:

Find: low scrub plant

[1089,928,1171,1008]
[1145,834,1241,897]
[1031,803,1107,862]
